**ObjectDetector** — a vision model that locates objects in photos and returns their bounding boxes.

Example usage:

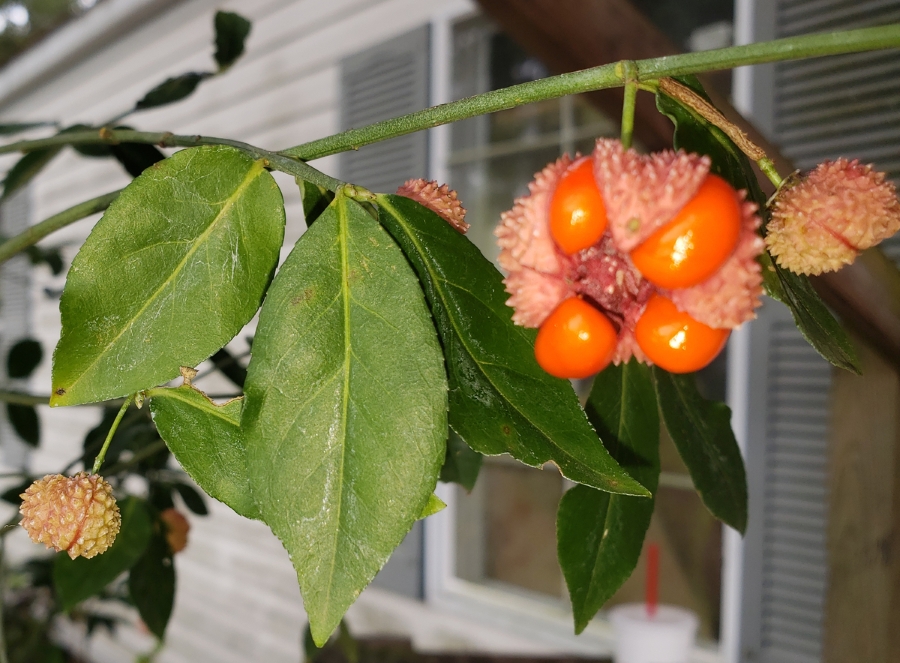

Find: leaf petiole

[619,62,638,150]
[91,394,135,474]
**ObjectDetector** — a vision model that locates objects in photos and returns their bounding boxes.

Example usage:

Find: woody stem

[91,394,135,474]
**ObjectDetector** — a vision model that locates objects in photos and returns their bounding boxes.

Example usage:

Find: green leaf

[337,620,359,663]
[26,245,65,275]
[1,478,30,506]
[174,482,208,515]
[767,262,860,374]
[0,121,56,135]
[557,361,660,633]
[375,194,648,496]
[7,338,42,378]
[242,192,447,645]
[214,11,252,71]
[439,431,483,491]
[297,178,335,227]
[135,72,211,111]
[418,494,447,519]
[51,145,285,406]
[2,148,61,199]
[54,497,153,611]
[148,385,258,520]
[110,142,166,178]
[656,77,860,374]
[7,403,39,446]
[128,528,175,639]
[653,368,747,533]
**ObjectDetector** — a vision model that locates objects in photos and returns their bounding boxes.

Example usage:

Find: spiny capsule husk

[20,472,121,559]
[766,159,900,275]
[495,140,764,367]
[396,178,469,234]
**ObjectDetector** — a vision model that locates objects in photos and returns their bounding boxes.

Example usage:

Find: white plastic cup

[608,603,699,663]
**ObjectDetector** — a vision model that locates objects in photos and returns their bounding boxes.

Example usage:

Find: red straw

[646,542,659,618]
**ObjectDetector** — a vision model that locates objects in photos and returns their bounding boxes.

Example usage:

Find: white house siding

[0,1,566,661]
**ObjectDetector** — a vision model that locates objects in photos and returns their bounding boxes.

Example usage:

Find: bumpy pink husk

[766,159,900,275]
[495,141,764,365]
[396,179,470,234]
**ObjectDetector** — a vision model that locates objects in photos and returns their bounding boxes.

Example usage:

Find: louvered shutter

[767,0,900,262]
[0,188,33,469]
[339,26,430,599]
[339,25,430,192]
[737,300,832,663]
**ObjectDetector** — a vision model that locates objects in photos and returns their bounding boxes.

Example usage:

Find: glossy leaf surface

[558,362,660,632]
[656,78,859,373]
[376,194,647,496]
[149,386,257,519]
[242,193,447,645]
[653,368,747,533]
[51,145,285,406]
[214,11,252,70]
[54,497,153,610]
[129,528,176,639]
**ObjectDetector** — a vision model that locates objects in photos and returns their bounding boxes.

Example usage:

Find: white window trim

[424,5,750,661]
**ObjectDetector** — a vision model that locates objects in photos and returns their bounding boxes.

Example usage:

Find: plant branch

[281,23,900,161]
[0,390,51,406]
[92,395,134,474]
[0,129,343,191]
[620,62,639,149]
[0,190,120,267]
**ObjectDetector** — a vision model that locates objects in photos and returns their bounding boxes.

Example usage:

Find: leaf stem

[620,62,639,149]
[91,394,134,474]
[758,157,784,188]
[281,23,900,161]
[0,390,51,406]
[0,190,120,268]
[0,129,343,192]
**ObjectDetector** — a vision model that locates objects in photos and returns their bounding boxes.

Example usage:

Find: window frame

[422,6,748,662]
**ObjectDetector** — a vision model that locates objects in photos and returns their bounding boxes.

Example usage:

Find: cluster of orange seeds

[496,139,765,378]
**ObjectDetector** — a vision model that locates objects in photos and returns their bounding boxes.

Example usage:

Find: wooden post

[825,336,900,663]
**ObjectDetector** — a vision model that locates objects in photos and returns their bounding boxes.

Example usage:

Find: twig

[657,78,766,160]
[0,190,120,268]
[281,24,900,161]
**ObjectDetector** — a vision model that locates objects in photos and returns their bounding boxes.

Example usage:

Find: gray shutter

[340,26,430,599]
[767,0,900,262]
[739,300,832,663]
[339,25,430,192]
[0,187,33,469]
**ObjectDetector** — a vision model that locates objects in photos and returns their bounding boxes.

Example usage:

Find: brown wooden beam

[475,0,900,370]
[475,0,676,151]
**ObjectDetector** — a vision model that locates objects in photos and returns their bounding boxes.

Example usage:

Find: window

[426,14,729,655]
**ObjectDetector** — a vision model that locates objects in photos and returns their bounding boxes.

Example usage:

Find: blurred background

[0,1,899,662]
